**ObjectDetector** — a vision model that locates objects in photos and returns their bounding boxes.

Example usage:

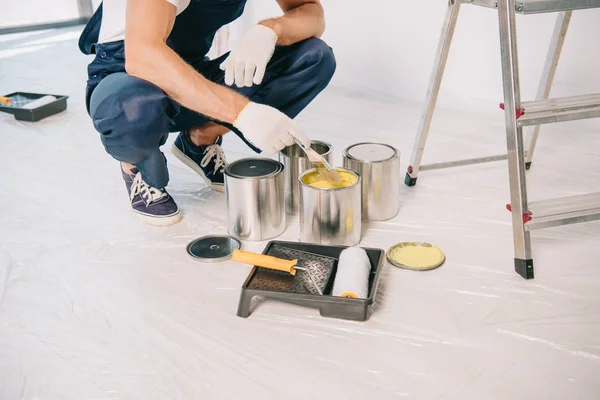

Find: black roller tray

[237,240,385,321]
[0,92,68,122]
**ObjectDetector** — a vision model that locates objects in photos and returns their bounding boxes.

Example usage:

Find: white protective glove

[233,102,310,155]
[220,24,278,87]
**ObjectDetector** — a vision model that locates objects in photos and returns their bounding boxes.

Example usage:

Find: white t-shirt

[98,0,191,44]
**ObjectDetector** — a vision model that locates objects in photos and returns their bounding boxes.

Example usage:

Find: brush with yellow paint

[295,138,342,185]
[0,96,12,105]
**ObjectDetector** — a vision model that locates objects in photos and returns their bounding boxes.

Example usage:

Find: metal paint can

[224,158,286,241]
[298,167,362,246]
[343,142,401,221]
[279,141,333,215]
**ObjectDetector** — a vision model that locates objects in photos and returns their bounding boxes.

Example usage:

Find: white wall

[231,0,600,113]
[2,0,81,28]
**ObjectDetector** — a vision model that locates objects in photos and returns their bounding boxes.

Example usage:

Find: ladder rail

[405,0,462,186]
[525,11,571,165]
[465,0,600,13]
[498,0,535,278]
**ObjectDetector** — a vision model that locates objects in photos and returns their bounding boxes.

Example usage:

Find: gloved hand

[233,102,310,154]
[220,24,278,88]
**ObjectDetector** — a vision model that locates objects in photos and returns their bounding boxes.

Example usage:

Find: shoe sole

[171,144,225,193]
[133,208,182,226]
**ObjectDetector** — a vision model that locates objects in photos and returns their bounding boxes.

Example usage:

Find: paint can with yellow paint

[298,167,362,246]
[278,140,333,215]
[343,142,401,221]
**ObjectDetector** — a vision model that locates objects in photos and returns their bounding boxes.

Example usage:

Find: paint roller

[231,246,372,299]
[331,246,371,299]
[22,95,57,109]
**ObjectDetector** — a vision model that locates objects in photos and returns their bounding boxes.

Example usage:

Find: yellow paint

[387,243,445,270]
[302,169,358,189]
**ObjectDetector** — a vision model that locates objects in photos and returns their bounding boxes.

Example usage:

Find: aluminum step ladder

[405,0,600,279]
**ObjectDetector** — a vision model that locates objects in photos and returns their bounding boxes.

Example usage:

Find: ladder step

[467,0,600,14]
[420,154,510,171]
[524,192,600,231]
[501,93,600,127]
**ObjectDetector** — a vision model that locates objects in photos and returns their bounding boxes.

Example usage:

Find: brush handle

[232,249,297,275]
[295,139,325,165]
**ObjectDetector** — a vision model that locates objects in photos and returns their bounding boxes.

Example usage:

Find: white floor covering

[1,27,600,400]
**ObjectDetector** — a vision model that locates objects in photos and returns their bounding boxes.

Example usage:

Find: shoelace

[130,172,168,206]
[201,144,227,174]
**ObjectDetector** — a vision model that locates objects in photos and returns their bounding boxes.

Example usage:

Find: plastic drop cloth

[1,27,600,400]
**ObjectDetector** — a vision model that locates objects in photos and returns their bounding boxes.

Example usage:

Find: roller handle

[231,249,297,275]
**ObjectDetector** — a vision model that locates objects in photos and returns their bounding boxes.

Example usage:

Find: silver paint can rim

[224,157,283,180]
[279,140,334,159]
[298,167,362,192]
[343,142,400,164]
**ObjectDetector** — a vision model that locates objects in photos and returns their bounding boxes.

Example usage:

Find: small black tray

[237,240,386,321]
[0,92,68,122]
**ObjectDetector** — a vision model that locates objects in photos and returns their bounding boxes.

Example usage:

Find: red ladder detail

[506,204,532,223]
[499,103,525,119]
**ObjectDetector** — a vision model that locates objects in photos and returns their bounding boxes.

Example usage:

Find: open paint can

[343,142,401,221]
[224,158,286,241]
[279,141,333,215]
[298,167,362,246]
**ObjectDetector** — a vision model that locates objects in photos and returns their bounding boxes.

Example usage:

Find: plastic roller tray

[0,92,68,122]
[237,240,385,321]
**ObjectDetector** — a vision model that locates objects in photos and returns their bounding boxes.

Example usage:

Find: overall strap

[78,2,103,55]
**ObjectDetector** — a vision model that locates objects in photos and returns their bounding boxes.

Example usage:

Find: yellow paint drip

[302,169,358,189]
[387,242,445,270]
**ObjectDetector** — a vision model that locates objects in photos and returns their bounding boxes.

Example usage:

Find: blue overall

[79,1,336,188]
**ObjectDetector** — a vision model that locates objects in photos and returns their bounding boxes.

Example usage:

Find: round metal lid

[345,142,398,163]
[386,241,445,271]
[225,158,282,179]
[186,235,242,262]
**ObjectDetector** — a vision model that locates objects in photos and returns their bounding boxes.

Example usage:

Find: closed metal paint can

[299,168,362,246]
[279,141,333,215]
[343,142,400,221]
[224,158,286,241]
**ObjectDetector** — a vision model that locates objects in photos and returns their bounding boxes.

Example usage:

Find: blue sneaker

[122,167,181,226]
[171,131,226,192]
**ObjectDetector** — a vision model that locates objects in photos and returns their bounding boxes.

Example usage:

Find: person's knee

[89,74,175,158]
[298,38,337,85]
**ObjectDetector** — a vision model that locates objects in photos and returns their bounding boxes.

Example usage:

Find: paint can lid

[186,235,242,262]
[386,241,445,271]
[225,158,282,179]
[345,142,398,163]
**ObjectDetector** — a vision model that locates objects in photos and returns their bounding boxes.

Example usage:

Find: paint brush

[295,139,342,185]
[0,96,12,105]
